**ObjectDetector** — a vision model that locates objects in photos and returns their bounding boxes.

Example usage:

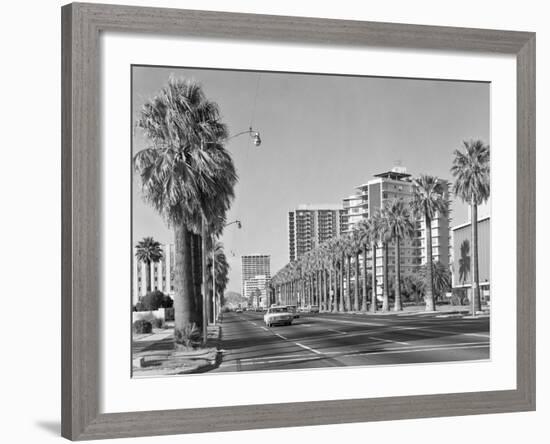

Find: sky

[132,66,490,294]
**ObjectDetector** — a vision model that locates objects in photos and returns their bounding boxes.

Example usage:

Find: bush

[164,307,175,321]
[150,318,164,329]
[162,295,173,308]
[175,323,201,349]
[133,319,152,334]
[139,291,166,311]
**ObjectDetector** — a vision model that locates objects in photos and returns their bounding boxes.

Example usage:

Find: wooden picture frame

[61,2,535,440]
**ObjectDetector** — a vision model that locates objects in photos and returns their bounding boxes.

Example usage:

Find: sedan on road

[264,306,294,327]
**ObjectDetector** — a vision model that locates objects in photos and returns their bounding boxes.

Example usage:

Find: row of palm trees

[134,78,237,346]
[272,140,490,315]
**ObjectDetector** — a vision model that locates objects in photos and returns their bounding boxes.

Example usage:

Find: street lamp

[201,128,263,344]
[228,127,262,147]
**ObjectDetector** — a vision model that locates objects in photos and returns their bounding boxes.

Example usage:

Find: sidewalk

[132,324,221,377]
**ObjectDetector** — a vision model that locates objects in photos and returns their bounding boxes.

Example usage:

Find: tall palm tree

[135,237,164,294]
[451,140,490,315]
[383,199,415,311]
[134,78,237,346]
[207,240,230,320]
[356,217,376,312]
[333,237,346,312]
[349,229,362,311]
[420,261,452,301]
[377,213,391,312]
[411,175,449,311]
[325,237,339,312]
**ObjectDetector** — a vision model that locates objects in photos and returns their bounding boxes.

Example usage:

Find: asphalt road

[212,310,490,373]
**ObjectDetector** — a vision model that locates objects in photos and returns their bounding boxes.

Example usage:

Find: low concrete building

[451,216,491,302]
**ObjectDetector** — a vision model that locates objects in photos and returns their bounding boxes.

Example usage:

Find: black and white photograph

[131,65,491,377]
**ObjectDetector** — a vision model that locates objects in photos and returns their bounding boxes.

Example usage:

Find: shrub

[162,295,174,308]
[133,319,152,334]
[139,291,166,311]
[175,323,201,349]
[164,307,175,321]
[150,318,164,329]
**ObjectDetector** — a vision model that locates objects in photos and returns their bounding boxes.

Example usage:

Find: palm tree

[420,261,452,301]
[383,199,415,311]
[333,237,346,312]
[356,216,379,312]
[411,175,449,311]
[207,240,230,320]
[134,78,237,346]
[451,140,490,315]
[377,213,391,312]
[349,230,363,311]
[135,237,164,294]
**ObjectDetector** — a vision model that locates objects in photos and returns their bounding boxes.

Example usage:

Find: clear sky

[132,65,490,294]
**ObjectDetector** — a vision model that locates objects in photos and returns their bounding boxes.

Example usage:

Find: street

[213,310,490,372]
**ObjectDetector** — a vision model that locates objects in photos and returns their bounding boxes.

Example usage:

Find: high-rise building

[342,166,451,298]
[133,243,174,305]
[288,204,345,261]
[241,255,271,306]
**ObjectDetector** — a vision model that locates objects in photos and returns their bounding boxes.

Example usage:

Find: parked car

[264,306,294,327]
[235,308,243,313]
[286,305,299,318]
[309,305,320,314]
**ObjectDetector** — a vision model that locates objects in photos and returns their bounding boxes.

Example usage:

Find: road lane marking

[240,353,312,362]
[349,343,489,358]
[369,336,410,346]
[327,329,347,335]
[314,317,385,327]
[295,342,323,355]
[275,333,288,340]
[261,326,269,331]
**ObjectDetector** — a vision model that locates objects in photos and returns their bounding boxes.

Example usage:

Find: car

[286,305,299,318]
[263,306,294,327]
[309,305,320,314]
[235,308,243,313]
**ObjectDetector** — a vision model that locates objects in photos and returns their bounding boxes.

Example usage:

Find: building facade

[342,166,451,298]
[132,243,175,305]
[241,255,271,307]
[288,204,346,261]
[451,216,491,302]
[243,274,270,308]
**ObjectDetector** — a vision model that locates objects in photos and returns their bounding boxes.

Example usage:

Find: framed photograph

[62,2,535,440]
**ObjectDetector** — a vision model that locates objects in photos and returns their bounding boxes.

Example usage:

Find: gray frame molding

[61,2,536,440]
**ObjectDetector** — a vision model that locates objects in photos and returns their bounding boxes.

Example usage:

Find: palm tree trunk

[394,239,403,311]
[145,260,151,294]
[318,270,323,310]
[424,214,436,311]
[329,268,334,311]
[174,224,196,345]
[339,256,345,311]
[323,269,328,311]
[371,243,377,313]
[191,233,203,327]
[382,243,389,312]
[362,250,368,311]
[346,256,351,311]
[471,202,482,314]
[201,222,209,338]
[354,253,360,311]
